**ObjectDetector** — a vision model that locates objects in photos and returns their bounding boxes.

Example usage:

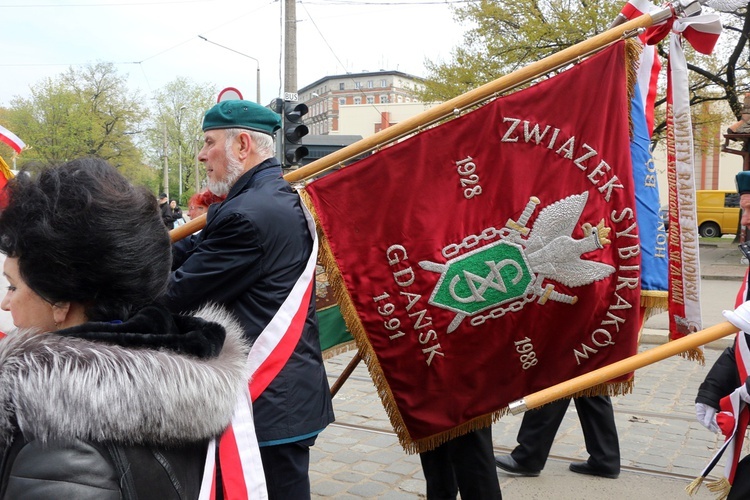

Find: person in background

[727,93,750,136]
[692,171,750,499]
[495,396,620,479]
[419,426,502,499]
[163,100,334,499]
[158,192,175,229]
[0,157,249,498]
[173,189,226,264]
[187,189,225,221]
[170,199,185,227]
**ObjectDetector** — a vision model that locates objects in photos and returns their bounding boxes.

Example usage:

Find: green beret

[737,171,750,194]
[202,100,281,135]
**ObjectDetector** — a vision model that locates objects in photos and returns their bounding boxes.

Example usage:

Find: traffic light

[282,101,309,167]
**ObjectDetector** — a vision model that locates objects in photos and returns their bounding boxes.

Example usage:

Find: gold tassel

[322,340,356,360]
[685,476,704,495]
[706,477,731,500]
[679,348,706,364]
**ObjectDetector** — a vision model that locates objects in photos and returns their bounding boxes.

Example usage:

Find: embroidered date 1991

[373,292,406,341]
[514,337,538,370]
[454,156,482,199]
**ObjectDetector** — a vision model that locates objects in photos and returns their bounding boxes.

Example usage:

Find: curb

[641,327,733,351]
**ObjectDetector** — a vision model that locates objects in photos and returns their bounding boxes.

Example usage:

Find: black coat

[696,335,746,409]
[160,201,176,229]
[0,304,249,499]
[164,158,334,444]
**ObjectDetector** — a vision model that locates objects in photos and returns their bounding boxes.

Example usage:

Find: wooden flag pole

[284,7,672,184]
[508,321,739,415]
[169,7,672,244]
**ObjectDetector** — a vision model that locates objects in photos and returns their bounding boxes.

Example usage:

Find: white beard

[208,152,245,196]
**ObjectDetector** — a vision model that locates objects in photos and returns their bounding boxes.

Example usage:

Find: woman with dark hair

[0,157,249,498]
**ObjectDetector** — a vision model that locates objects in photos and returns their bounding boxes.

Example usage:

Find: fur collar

[0,304,249,450]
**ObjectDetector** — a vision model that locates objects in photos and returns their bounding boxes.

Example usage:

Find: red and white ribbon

[620,0,662,134]
[661,13,721,342]
[199,197,319,500]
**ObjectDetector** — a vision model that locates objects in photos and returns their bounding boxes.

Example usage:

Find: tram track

[328,419,704,483]
[326,369,712,485]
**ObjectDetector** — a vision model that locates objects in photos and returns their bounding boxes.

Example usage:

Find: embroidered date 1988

[454,156,482,199]
[514,337,538,370]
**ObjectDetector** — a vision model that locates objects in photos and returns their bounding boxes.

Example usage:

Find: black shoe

[568,461,619,479]
[494,454,540,477]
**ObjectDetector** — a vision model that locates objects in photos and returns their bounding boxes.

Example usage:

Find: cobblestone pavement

[312,345,740,499]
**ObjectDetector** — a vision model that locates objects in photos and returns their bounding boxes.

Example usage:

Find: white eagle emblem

[420,192,616,333]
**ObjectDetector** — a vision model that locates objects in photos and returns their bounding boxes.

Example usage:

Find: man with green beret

[163,99,335,499]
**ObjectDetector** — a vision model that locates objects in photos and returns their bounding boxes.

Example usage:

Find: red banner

[304,41,642,452]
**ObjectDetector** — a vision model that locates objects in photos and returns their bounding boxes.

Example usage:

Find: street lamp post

[162,122,169,200]
[199,36,261,104]
[178,105,187,201]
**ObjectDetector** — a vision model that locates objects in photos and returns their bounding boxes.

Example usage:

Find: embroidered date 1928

[514,337,538,370]
[454,156,482,199]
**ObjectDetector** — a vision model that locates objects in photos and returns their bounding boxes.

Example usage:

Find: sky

[0,0,467,108]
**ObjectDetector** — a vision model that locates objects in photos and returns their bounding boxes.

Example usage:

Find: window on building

[379,95,389,103]
[397,96,403,103]
[339,98,346,105]
[367,80,373,88]
[339,83,345,90]
[380,79,387,87]
[366,96,374,104]
[354,97,362,105]
[355,82,361,89]
[405,98,411,103]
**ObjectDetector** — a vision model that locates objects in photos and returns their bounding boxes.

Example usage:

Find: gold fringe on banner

[300,189,416,451]
[641,291,668,317]
[322,340,356,360]
[625,37,643,139]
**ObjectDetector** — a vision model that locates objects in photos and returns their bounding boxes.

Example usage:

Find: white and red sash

[199,199,319,500]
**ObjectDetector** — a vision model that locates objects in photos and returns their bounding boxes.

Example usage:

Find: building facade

[298,70,428,136]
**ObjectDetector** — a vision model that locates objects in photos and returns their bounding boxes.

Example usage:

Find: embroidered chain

[468,293,536,327]
[442,226,511,259]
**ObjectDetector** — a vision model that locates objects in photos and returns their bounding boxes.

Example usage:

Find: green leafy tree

[3,63,148,179]
[418,0,750,146]
[142,78,218,206]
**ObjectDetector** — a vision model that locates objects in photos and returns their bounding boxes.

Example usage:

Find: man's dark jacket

[164,158,334,444]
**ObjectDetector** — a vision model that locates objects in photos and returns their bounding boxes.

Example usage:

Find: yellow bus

[696,190,741,238]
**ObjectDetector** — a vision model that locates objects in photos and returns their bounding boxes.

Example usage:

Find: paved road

[310,241,748,498]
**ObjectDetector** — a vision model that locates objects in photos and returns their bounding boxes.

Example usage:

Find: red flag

[304,41,641,452]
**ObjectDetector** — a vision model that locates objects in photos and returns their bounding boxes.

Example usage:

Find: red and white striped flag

[618,0,662,136]
[0,125,25,155]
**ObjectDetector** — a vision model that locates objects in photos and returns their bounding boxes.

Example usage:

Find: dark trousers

[729,455,750,499]
[510,395,620,474]
[419,426,502,500]
[259,436,316,500]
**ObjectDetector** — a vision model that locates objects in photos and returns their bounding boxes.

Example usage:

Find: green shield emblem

[429,240,532,315]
